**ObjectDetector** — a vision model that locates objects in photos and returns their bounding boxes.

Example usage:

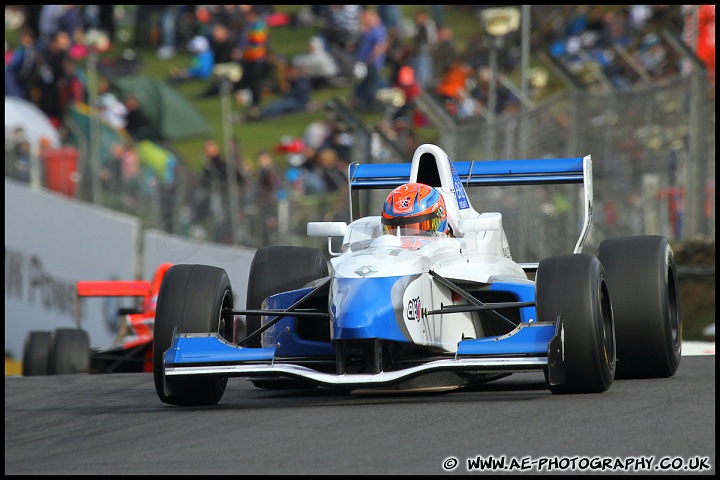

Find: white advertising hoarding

[5,179,139,356]
[142,229,256,313]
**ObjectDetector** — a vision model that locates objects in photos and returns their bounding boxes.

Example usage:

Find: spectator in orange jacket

[434,57,472,102]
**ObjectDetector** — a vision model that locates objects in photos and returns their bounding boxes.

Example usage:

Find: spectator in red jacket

[392,65,422,124]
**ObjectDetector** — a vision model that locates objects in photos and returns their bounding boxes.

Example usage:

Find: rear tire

[536,253,615,394]
[22,331,52,376]
[598,235,681,379]
[245,246,328,390]
[51,328,90,374]
[245,246,329,348]
[153,264,233,406]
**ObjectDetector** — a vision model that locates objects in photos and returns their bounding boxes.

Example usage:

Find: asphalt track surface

[5,355,715,475]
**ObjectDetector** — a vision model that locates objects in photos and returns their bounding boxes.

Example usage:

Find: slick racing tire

[51,328,91,374]
[246,246,328,390]
[22,331,53,376]
[245,246,329,348]
[536,253,615,394]
[153,264,233,406]
[598,235,681,379]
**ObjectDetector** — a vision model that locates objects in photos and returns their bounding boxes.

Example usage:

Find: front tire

[536,253,615,394]
[153,264,233,406]
[22,331,52,376]
[598,235,681,379]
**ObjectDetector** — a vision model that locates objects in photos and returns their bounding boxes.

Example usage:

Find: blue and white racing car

[153,143,681,406]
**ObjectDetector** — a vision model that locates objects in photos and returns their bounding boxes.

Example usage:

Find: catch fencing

[404,72,715,261]
[5,63,714,263]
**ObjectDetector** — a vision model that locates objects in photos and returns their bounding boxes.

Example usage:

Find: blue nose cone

[331,277,410,342]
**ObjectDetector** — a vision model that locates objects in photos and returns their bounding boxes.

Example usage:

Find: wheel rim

[219,290,234,342]
[667,264,681,350]
[599,278,615,372]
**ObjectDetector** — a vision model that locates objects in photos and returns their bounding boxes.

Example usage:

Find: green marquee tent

[110,74,212,142]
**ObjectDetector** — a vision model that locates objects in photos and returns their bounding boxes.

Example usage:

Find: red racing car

[22,263,173,375]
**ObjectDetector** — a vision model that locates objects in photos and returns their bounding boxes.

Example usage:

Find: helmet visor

[381,211,444,235]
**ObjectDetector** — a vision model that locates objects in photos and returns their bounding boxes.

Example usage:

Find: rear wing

[347,155,593,254]
[76,280,152,316]
[74,280,152,326]
[73,264,172,327]
[76,263,172,299]
[77,281,152,298]
[348,157,589,189]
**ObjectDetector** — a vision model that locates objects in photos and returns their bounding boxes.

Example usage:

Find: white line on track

[682,341,716,356]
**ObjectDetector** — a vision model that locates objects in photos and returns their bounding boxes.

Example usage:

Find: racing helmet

[381,183,448,235]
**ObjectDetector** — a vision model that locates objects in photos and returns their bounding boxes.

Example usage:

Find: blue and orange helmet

[381,183,448,235]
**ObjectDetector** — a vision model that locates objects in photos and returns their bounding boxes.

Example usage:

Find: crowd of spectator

[4,5,182,229]
[542,5,688,92]
[5,5,713,247]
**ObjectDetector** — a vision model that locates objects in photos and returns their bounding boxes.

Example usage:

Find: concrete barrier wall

[142,229,256,315]
[5,179,139,355]
[4,179,257,359]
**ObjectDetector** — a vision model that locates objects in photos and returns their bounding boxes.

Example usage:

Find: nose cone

[331,277,412,341]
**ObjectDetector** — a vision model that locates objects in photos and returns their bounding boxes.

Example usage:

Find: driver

[381,183,451,236]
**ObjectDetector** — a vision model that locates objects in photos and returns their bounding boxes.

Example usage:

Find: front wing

[162,322,558,389]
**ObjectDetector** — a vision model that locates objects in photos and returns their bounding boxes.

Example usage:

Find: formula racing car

[153,143,681,406]
[22,263,173,375]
